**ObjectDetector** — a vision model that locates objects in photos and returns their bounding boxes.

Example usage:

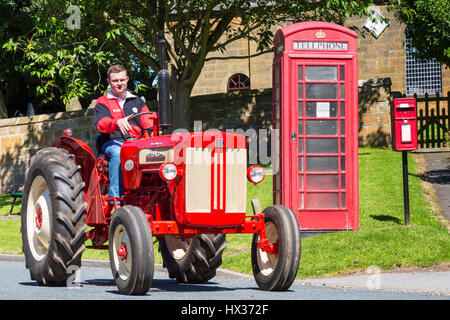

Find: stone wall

[189,89,273,131]
[0,109,97,193]
[0,82,393,192]
[358,78,394,146]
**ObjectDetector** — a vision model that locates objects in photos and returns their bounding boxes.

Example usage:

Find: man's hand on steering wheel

[117,115,133,136]
[119,112,155,138]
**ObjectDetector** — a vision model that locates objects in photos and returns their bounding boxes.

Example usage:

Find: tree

[99,0,373,129]
[0,0,35,117]
[389,0,450,66]
[1,0,156,116]
[2,0,373,124]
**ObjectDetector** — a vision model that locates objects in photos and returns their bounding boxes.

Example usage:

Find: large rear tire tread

[160,234,226,284]
[21,147,87,286]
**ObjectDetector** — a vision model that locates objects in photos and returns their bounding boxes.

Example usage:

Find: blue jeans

[102,139,125,199]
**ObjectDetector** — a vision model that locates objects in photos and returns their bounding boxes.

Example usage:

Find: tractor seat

[95,134,110,158]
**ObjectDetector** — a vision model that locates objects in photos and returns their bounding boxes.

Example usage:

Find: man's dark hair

[107,65,127,78]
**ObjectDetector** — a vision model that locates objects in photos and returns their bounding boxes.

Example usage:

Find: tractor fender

[52,136,105,225]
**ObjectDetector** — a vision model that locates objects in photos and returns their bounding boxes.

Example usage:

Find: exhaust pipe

[157,29,171,135]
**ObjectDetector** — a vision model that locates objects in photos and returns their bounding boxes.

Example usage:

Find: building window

[405,38,442,95]
[227,73,250,91]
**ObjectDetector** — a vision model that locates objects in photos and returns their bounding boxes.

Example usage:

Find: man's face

[107,71,129,97]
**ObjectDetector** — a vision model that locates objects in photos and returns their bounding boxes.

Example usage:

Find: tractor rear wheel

[160,234,226,283]
[109,205,154,295]
[21,147,87,286]
[251,205,301,291]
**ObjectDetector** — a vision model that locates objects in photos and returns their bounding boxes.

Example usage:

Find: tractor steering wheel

[126,111,156,138]
[127,111,155,122]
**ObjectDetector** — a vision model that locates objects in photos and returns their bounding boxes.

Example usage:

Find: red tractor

[20,39,301,295]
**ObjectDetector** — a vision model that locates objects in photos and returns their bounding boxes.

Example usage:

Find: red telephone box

[391,98,418,151]
[272,22,359,231]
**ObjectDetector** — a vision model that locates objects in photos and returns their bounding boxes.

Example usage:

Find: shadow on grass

[370,214,402,224]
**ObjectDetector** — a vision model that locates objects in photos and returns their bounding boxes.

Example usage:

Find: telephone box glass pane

[341,193,346,208]
[306,156,338,172]
[298,138,303,153]
[305,120,337,135]
[341,175,346,190]
[340,120,345,135]
[340,84,345,98]
[341,156,346,172]
[339,65,345,81]
[306,174,339,190]
[341,138,345,153]
[298,156,303,172]
[305,101,337,117]
[306,138,338,154]
[306,193,339,209]
[305,66,337,81]
[298,101,303,117]
[340,101,345,117]
[299,193,304,209]
[298,84,303,99]
[298,175,303,190]
[298,121,303,135]
[305,84,337,99]
[298,66,303,81]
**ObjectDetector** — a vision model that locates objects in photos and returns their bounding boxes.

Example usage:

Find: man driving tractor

[93,64,157,201]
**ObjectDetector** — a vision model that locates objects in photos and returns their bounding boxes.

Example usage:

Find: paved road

[0,260,447,301]
[418,150,450,220]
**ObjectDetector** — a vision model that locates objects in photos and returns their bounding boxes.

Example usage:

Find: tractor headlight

[247,165,265,184]
[159,162,178,181]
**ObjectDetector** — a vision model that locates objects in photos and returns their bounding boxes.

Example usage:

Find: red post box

[272,22,359,232]
[391,98,418,151]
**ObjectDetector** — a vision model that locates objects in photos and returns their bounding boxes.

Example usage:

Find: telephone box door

[292,59,356,230]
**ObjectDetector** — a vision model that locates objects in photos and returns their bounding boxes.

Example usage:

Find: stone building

[191,6,449,146]
[193,6,449,97]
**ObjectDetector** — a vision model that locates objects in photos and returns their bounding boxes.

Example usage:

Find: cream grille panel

[185,147,247,213]
[185,148,211,212]
[225,149,247,213]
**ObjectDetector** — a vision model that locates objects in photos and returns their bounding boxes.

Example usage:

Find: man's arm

[93,103,118,133]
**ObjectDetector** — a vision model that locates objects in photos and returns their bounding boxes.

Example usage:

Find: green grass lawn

[1,147,449,278]
[223,148,450,277]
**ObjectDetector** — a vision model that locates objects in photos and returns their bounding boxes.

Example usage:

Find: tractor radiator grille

[185,147,247,213]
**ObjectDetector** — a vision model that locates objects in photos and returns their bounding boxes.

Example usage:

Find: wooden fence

[412,92,450,148]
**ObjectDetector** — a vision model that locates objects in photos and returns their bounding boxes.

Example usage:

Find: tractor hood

[120,131,247,190]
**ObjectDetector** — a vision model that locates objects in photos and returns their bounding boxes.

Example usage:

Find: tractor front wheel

[21,147,87,286]
[251,205,301,291]
[160,234,226,283]
[109,205,154,295]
